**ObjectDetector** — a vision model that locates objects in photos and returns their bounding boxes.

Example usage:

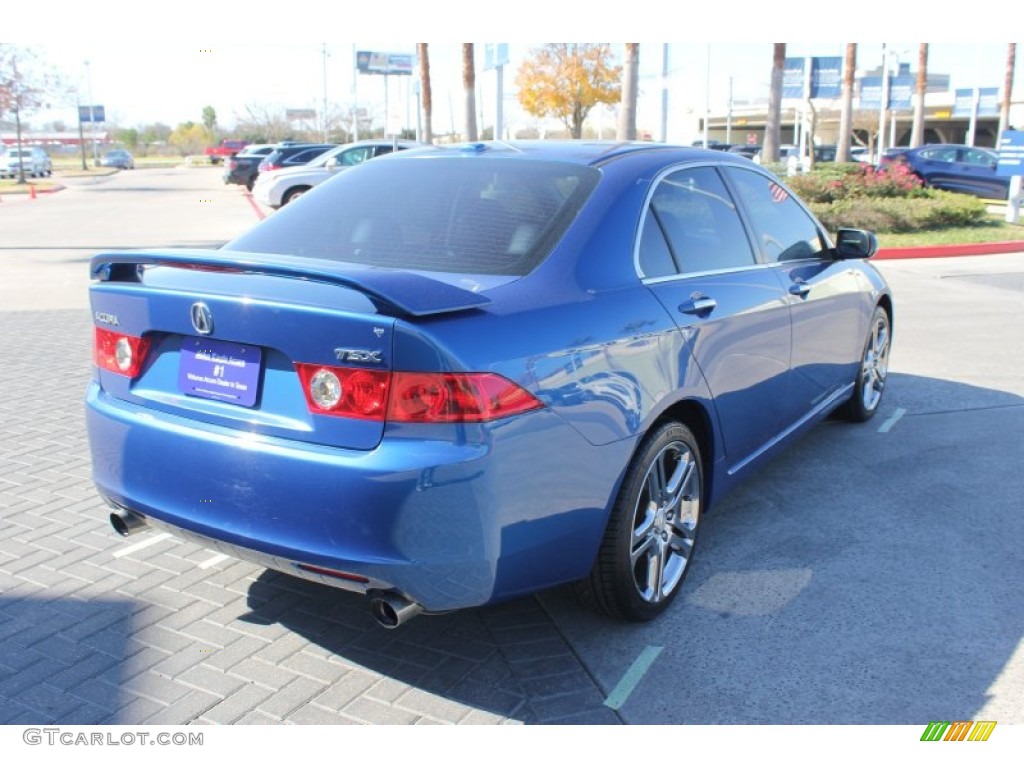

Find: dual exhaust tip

[107,505,423,628]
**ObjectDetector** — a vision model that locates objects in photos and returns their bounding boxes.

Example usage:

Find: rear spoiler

[89,249,491,318]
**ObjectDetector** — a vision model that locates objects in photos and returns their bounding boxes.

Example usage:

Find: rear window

[226,157,600,276]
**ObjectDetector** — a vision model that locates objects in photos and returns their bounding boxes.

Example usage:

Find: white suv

[2,146,53,178]
[253,140,419,209]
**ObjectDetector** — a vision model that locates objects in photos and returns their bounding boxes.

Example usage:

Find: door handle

[678,297,717,316]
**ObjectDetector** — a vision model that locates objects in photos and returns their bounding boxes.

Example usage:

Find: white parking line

[878,407,907,433]
[604,645,663,710]
[198,553,230,570]
[112,532,173,558]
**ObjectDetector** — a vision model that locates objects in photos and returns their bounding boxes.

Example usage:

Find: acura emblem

[190,302,214,335]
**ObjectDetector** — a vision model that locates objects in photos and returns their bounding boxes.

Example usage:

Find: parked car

[253,140,419,209]
[257,143,337,174]
[880,144,1010,200]
[100,149,135,170]
[849,147,872,164]
[204,139,249,165]
[2,146,52,178]
[222,144,276,191]
[728,144,761,159]
[87,142,892,627]
[691,140,733,151]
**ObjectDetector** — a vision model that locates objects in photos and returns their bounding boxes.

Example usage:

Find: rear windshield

[225,156,600,276]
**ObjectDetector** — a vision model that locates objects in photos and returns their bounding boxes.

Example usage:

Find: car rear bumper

[86,383,618,612]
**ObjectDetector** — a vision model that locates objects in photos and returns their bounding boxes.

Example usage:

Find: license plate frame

[178,337,262,407]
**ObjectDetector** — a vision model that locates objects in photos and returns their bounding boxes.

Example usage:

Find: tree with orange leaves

[516,44,621,139]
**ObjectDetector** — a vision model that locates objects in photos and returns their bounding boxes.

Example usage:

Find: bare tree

[417,43,433,144]
[0,46,57,183]
[999,43,1016,138]
[763,44,786,163]
[463,44,478,142]
[836,44,856,162]
[617,44,639,141]
[910,44,928,147]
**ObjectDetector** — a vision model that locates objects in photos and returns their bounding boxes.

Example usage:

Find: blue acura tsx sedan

[86,141,892,627]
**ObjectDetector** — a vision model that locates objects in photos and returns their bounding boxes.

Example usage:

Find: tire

[577,421,703,621]
[839,305,891,422]
[282,186,310,206]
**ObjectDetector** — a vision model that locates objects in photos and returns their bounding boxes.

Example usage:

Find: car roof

[398,140,730,168]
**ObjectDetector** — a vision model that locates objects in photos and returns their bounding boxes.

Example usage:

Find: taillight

[294,365,542,423]
[94,328,151,378]
[389,372,542,423]
[295,364,390,420]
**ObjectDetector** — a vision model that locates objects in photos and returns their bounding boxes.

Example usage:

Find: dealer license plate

[178,337,261,407]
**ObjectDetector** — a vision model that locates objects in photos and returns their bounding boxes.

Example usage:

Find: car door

[724,166,868,428]
[639,165,793,468]
[953,147,1008,199]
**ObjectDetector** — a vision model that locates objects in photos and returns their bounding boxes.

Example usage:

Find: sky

[6,3,1023,144]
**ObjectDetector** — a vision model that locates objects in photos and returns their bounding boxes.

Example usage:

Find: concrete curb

[0,184,66,199]
[873,241,1024,260]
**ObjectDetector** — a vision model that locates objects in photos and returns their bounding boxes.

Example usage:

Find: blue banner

[859,76,913,111]
[889,75,914,110]
[783,58,805,99]
[78,105,105,123]
[484,43,509,71]
[810,57,842,99]
[953,88,999,117]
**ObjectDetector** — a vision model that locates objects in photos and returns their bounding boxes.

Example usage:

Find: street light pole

[85,60,96,167]
[322,43,329,143]
[877,45,889,159]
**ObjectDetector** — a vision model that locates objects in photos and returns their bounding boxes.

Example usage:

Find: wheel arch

[648,398,716,508]
[877,292,894,332]
[283,185,312,205]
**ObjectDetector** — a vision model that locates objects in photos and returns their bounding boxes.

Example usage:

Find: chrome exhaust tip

[109,507,149,537]
[369,593,424,629]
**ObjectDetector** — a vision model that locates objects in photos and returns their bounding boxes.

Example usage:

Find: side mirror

[835,228,878,260]
[325,157,341,170]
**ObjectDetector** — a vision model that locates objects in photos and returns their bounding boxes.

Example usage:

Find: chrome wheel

[577,421,703,621]
[860,310,890,412]
[631,441,700,604]
[840,305,892,423]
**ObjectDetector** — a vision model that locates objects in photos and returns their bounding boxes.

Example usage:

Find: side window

[340,147,374,166]
[725,167,827,262]
[919,147,956,163]
[639,166,755,277]
[293,149,322,164]
[637,211,677,279]
[961,148,993,167]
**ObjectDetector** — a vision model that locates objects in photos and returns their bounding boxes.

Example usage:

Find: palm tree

[999,43,1016,138]
[910,44,928,147]
[417,43,433,144]
[836,44,856,162]
[617,44,639,141]
[463,44,478,142]
[763,44,785,163]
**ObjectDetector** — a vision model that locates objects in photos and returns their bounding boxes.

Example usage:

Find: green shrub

[809,192,989,233]
[787,162,927,204]
[788,161,989,233]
